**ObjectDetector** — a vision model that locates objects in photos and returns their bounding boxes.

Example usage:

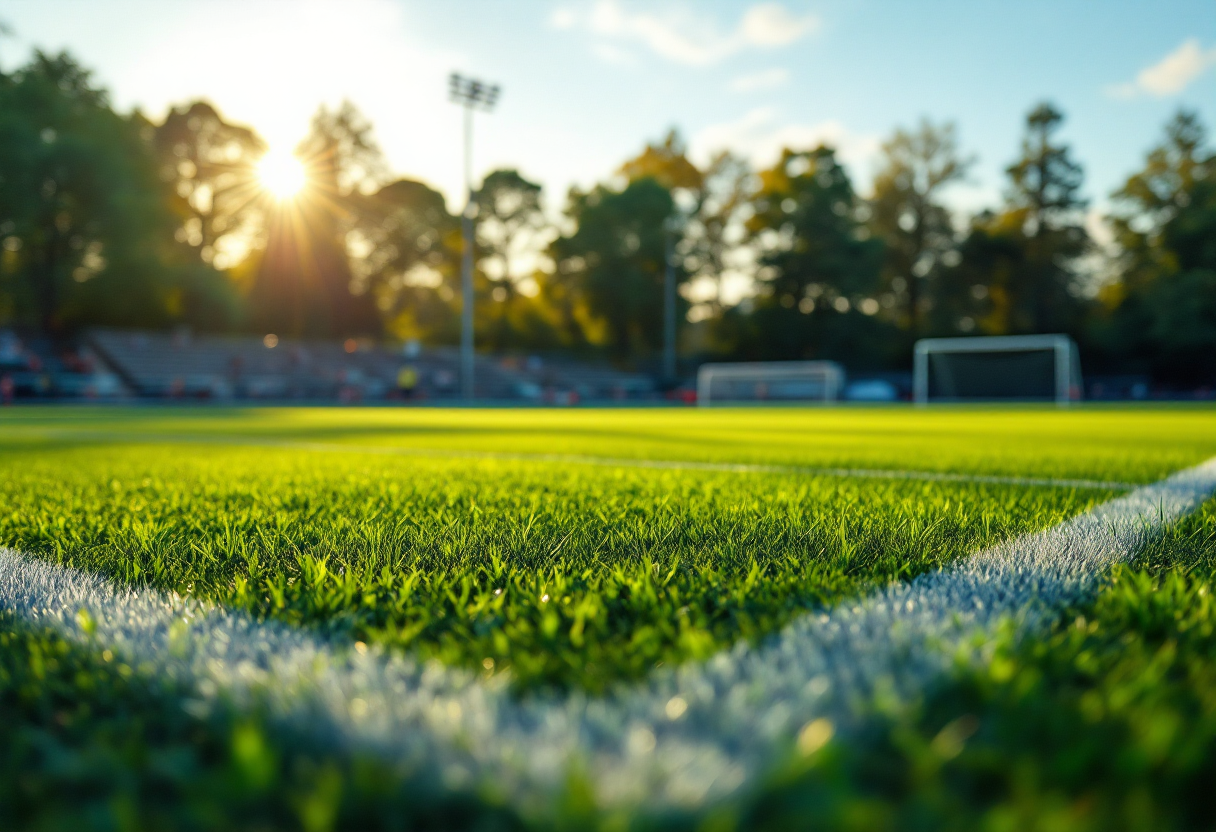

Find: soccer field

[2,405,1216,830]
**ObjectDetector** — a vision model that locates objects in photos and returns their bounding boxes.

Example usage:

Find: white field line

[1,459,1214,817]
[24,428,1136,491]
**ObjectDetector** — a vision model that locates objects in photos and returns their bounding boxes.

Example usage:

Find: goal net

[697,361,844,405]
[913,334,1082,405]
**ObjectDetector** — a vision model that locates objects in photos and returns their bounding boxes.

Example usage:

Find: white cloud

[728,68,789,92]
[691,107,879,172]
[1107,38,1216,99]
[567,1,817,66]
[739,3,812,47]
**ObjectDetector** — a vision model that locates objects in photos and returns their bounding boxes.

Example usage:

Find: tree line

[1,50,1213,386]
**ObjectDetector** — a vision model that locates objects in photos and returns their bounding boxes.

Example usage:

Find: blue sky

[1,0,1213,223]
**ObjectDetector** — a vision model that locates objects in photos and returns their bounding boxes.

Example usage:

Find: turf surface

[741,496,1216,832]
[2,404,1216,830]
[6,403,1216,480]
[0,406,1164,691]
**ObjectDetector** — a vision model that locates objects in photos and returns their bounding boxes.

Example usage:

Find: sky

[1,0,1213,223]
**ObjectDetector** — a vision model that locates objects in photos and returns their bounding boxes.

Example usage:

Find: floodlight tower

[449,73,500,401]
[663,215,679,385]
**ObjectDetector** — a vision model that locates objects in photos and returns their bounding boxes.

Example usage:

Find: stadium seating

[0,329,125,400]
[84,328,656,402]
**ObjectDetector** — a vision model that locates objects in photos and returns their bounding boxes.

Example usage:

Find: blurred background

[0,0,1212,403]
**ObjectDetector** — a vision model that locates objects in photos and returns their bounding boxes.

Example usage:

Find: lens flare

[257,150,306,199]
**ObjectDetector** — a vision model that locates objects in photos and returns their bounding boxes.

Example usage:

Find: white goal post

[913,334,1082,405]
[697,361,845,406]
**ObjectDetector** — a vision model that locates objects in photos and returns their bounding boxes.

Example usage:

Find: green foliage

[0,51,235,333]
[869,119,972,338]
[617,130,704,193]
[1098,111,1216,385]
[152,100,266,273]
[936,102,1090,338]
[354,168,562,349]
[355,177,462,343]
[749,147,882,302]
[552,177,678,358]
[0,43,1211,384]
[473,169,561,352]
[682,150,753,318]
[725,146,890,365]
[1,44,1210,383]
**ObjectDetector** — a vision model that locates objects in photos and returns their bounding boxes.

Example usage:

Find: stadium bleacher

[0,330,125,401]
[80,328,656,403]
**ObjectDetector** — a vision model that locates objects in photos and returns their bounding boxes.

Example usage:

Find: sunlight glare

[257,150,306,199]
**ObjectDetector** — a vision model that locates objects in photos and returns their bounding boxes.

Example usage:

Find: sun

[257,149,306,200]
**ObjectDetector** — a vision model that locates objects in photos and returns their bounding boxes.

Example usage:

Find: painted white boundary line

[24,429,1136,491]
[2,457,1214,816]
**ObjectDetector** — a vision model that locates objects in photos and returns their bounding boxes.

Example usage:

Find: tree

[153,101,265,272]
[544,132,708,361]
[0,51,228,334]
[351,177,460,343]
[726,146,887,362]
[1003,102,1089,332]
[1099,111,1216,385]
[1110,111,1214,290]
[618,133,757,322]
[617,129,703,192]
[1009,104,1086,226]
[552,178,675,359]
[676,150,755,323]
[473,169,552,350]
[869,119,971,337]
[941,103,1089,336]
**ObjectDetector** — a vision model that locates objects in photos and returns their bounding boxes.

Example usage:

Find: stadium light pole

[662,214,680,385]
[449,73,500,401]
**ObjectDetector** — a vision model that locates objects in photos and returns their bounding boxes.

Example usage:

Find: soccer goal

[913,334,1082,405]
[697,361,845,405]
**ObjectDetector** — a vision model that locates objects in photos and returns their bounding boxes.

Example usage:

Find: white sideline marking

[2,457,1214,816]
[24,428,1136,491]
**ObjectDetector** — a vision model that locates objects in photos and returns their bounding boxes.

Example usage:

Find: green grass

[737,497,1216,832]
[3,495,1216,832]
[5,403,1216,480]
[0,440,1104,691]
[1,404,1215,830]
[2,405,1214,690]
[0,615,526,832]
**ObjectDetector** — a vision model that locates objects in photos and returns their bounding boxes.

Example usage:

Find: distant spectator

[397,365,419,399]
[0,374,13,405]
